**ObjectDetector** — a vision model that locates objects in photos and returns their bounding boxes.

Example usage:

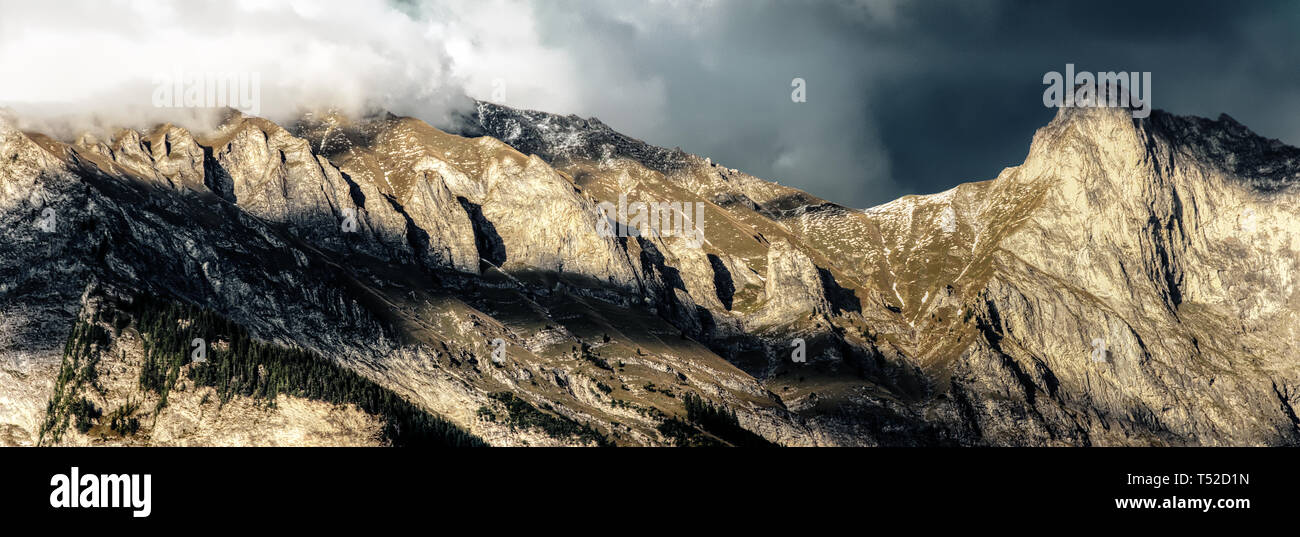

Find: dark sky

[4,0,1295,209]
[523,0,1300,208]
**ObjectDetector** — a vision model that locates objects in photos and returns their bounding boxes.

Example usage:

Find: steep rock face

[203,113,479,273]
[296,114,634,281]
[74,125,208,192]
[753,240,830,327]
[207,116,350,225]
[394,166,481,273]
[474,148,638,286]
[311,115,483,274]
[0,115,63,204]
[537,150,853,355]
[311,153,413,262]
[944,105,1300,445]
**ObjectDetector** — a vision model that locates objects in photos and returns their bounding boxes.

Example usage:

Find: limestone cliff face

[752,240,829,327]
[204,113,481,274]
[0,115,62,204]
[208,117,329,218]
[73,126,208,192]
[2,100,1298,447]
[947,106,1300,445]
[473,149,638,286]
[294,113,636,282]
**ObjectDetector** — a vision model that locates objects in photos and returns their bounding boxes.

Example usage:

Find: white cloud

[0,0,899,206]
[0,0,689,133]
[0,0,499,133]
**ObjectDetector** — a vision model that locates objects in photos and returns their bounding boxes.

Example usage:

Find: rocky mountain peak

[460,101,694,175]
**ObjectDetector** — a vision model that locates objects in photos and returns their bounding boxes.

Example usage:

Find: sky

[1,0,1297,207]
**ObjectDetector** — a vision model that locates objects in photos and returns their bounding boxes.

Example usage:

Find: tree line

[122,295,486,447]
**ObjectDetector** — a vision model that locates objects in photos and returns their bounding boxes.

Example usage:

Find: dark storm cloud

[518,0,1300,207]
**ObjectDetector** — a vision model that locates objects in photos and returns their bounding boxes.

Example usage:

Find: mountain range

[1,96,1297,446]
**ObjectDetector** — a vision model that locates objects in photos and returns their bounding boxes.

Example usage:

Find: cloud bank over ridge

[1,0,1296,207]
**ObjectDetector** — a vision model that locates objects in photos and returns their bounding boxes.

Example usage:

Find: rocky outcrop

[460,101,693,175]
[751,240,830,327]
[204,114,481,273]
[74,125,208,192]
[471,148,639,286]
